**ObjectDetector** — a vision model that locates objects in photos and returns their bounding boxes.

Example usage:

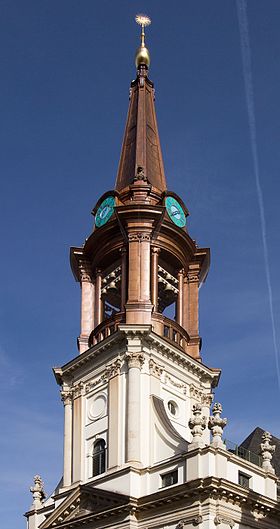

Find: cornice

[53,325,220,387]
[53,332,124,383]
[38,476,280,529]
[147,331,220,387]
[138,476,280,517]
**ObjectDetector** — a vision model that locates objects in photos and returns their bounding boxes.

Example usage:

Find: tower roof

[115,18,167,193]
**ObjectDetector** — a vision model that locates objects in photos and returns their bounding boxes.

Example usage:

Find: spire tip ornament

[135,13,151,69]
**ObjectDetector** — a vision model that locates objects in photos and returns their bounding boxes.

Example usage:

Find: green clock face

[165,196,186,228]
[95,196,115,227]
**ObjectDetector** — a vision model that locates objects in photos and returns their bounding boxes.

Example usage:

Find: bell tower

[25,16,280,529]
[71,15,209,361]
[50,15,219,494]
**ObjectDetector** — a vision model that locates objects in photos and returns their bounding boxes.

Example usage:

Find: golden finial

[135,14,151,69]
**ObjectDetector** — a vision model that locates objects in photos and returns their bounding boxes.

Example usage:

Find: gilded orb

[135,45,150,68]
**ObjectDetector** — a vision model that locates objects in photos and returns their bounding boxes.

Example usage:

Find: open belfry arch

[26,15,280,529]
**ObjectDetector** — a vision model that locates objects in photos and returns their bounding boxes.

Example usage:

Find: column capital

[126,352,145,370]
[187,270,199,283]
[72,382,85,398]
[105,358,123,379]
[61,388,73,406]
[120,246,127,255]
[187,263,200,283]
[128,232,151,242]
[151,245,161,255]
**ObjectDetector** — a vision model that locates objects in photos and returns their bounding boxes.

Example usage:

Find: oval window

[168,400,178,416]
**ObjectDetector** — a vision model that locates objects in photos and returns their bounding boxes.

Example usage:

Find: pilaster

[126,231,153,324]
[72,383,85,484]
[61,388,73,487]
[94,269,102,328]
[107,358,122,469]
[176,269,184,326]
[151,246,160,311]
[186,263,201,359]
[126,352,145,465]
[120,247,127,311]
[78,260,94,354]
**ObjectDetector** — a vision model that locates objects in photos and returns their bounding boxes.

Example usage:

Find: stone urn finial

[188,403,207,449]
[30,475,46,510]
[208,402,227,448]
[260,431,275,473]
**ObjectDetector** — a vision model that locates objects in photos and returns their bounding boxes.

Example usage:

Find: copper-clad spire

[115,16,167,193]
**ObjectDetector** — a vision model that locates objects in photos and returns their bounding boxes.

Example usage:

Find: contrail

[236,0,280,390]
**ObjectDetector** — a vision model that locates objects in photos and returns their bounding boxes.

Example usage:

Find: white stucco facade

[25,326,280,529]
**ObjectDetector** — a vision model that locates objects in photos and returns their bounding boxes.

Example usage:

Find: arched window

[92,439,106,477]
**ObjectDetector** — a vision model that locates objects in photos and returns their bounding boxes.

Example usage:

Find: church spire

[115,15,167,193]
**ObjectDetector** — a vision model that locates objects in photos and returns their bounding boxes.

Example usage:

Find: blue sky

[0,1,280,527]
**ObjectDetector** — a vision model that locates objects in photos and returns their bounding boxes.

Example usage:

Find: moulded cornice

[137,476,280,518]
[38,476,280,529]
[53,332,124,383]
[54,325,220,386]
[39,484,132,529]
[146,331,220,387]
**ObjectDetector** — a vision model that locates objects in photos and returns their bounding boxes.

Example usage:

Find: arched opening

[92,439,106,477]
[157,259,179,317]
[101,263,121,319]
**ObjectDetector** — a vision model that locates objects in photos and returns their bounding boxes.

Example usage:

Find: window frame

[238,470,251,489]
[92,438,106,477]
[160,468,178,488]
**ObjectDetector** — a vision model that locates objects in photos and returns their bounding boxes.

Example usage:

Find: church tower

[26,16,280,529]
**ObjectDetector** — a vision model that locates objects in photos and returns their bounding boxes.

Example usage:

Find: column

[176,269,184,326]
[187,264,200,337]
[126,353,144,464]
[72,385,84,484]
[107,359,122,469]
[94,269,102,328]
[61,389,73,487]
[140,234,151,302]
[151,246,160,311]
[79,260,94,354]
[127,233,141,302]
[120,247,127,311]
[126,231,152,324]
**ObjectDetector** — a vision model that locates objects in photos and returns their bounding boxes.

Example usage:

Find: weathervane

[135,14,151,69]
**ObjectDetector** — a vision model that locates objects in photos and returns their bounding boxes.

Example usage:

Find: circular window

[88,393,107,421]
[168,400,178,417]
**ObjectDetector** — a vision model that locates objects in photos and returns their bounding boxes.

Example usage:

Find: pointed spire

[115,16,167,193]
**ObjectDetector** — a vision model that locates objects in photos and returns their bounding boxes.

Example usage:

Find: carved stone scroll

[214,515,235,527]
[176,515,203,527]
